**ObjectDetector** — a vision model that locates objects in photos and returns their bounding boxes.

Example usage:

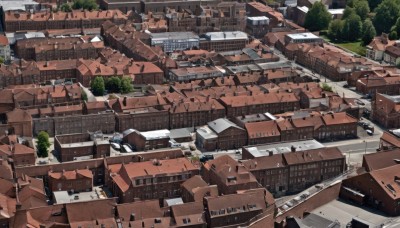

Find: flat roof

[169,128,193,139]
[196,126,218,140]
[0,0,39,12]
[151,32,199,41]
[247,16,270,21]
[141,129,170,140]
[286,32,320,40]
[328,9,344,15]
[53,187,107,204]
[243,139,325,158]
[203,31,248,41]
[61,141,94,148]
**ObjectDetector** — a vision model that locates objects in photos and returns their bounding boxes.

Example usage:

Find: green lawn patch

[321,35,366,56]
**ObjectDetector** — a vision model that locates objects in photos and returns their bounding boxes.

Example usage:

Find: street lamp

[363,140,367,154]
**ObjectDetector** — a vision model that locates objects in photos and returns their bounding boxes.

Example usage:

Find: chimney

[123,96,127,106]
[291,145,296,152]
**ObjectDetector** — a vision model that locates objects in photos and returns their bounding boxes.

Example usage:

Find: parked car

[366,130,373,135]
[343,83,349,88]
[111,143,121,151]
[122,144,133,153]
[200,154,214,163]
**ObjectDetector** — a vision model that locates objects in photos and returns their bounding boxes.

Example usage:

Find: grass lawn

[321,35,367,56]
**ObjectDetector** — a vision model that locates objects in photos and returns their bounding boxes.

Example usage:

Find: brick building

[180,175,218,203]
[4,10,127,32]
[356,75,400,97]
[340,165,400,216]
[245,120,281,145]
[196,118,247,151]
[199,31,249,52]
[15,37,104,61]
[169,98,225,129]
[246,2,284,28]
[54,132,110,162]
[202,155,259,195]
[116,108,170,132]
[108,158,199,203]
[380,131,400,151]
[372,93,400,128]
[362,149,400,172]
[122,129,170,151]
[242,147,346,196]
[204,188,275,228]
[48,169,93,192]
[0,142,35,167]
[219,92,300,118]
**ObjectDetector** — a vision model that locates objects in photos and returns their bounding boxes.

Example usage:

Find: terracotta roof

[181,175,208,192]
[6,109,32,122]
[0,35,9,46]
[381,131,400,148]
[283,147,344,165]
[321,112,357,125]
[171,202,205,226]
[369,164,400,200]
[245,120,280,139]
[66,199,118,226]
[48,169,93,180]
[242,154,286,171]
[116,200,163,221]
[363,149,400,171]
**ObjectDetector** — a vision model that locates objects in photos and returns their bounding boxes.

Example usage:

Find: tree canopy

[354,0,370,20]
[342,13,363,41]
[120,77,133,94]
[105,77,122,93]
[37,131,51,158]
[72,0,98,10]
[373,0,400,34]
[60,3,72,12]
[91,77,105,96]
[328,19,344,41]
[361,19,377,45]
[304,2,332,31]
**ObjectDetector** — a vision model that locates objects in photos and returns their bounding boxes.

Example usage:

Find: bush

[321,83,333,92]
[120,77,133,94]
[105,77,122,93]
[91,77,105,96]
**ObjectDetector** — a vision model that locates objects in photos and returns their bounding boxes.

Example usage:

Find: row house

[372,93,400,128]
[108,158,199,203]
[3,9,127,32]
[356,75,400,97]
[15,37,104,61]
[379,131,400,151]
[48,169,93,193]
[0,59,78,87]
[168,98,226,129]
[0,109,33,137]
[101,21,164,62]
[242,147,345,196]
[141,0,218,14]
[54,132,110,162]
[219,92,300,118]
[366,33,395,61]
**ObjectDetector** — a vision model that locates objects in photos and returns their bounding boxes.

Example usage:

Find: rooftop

[243,139,325,158]
[203,31,248,41]
[150,32,199,41]
[286,32,320,40]
[53,187,107,204]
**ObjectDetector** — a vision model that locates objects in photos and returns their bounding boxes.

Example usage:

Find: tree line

[91,76,133,96]
[305,0,400,45]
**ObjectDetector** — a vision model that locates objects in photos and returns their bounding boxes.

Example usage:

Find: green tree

[361,19,377,44]
[72,0,98,10]
[0,57,4,65]
[368,0,383,10]
[393,17,400,38]
[355,0,370,20]
[37,131,51,158]
[81,89,88,101]
[304,2,332,31]
[105,77,121,93]
[342,13,363,41]
[120,77,133,94]
[91,77,105,96]
[373,0,400,34]
[389,30,398,39]
[321,83,333,92]
[343,6,357,20]
[328,19,344,41]
[60,3,72,12]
